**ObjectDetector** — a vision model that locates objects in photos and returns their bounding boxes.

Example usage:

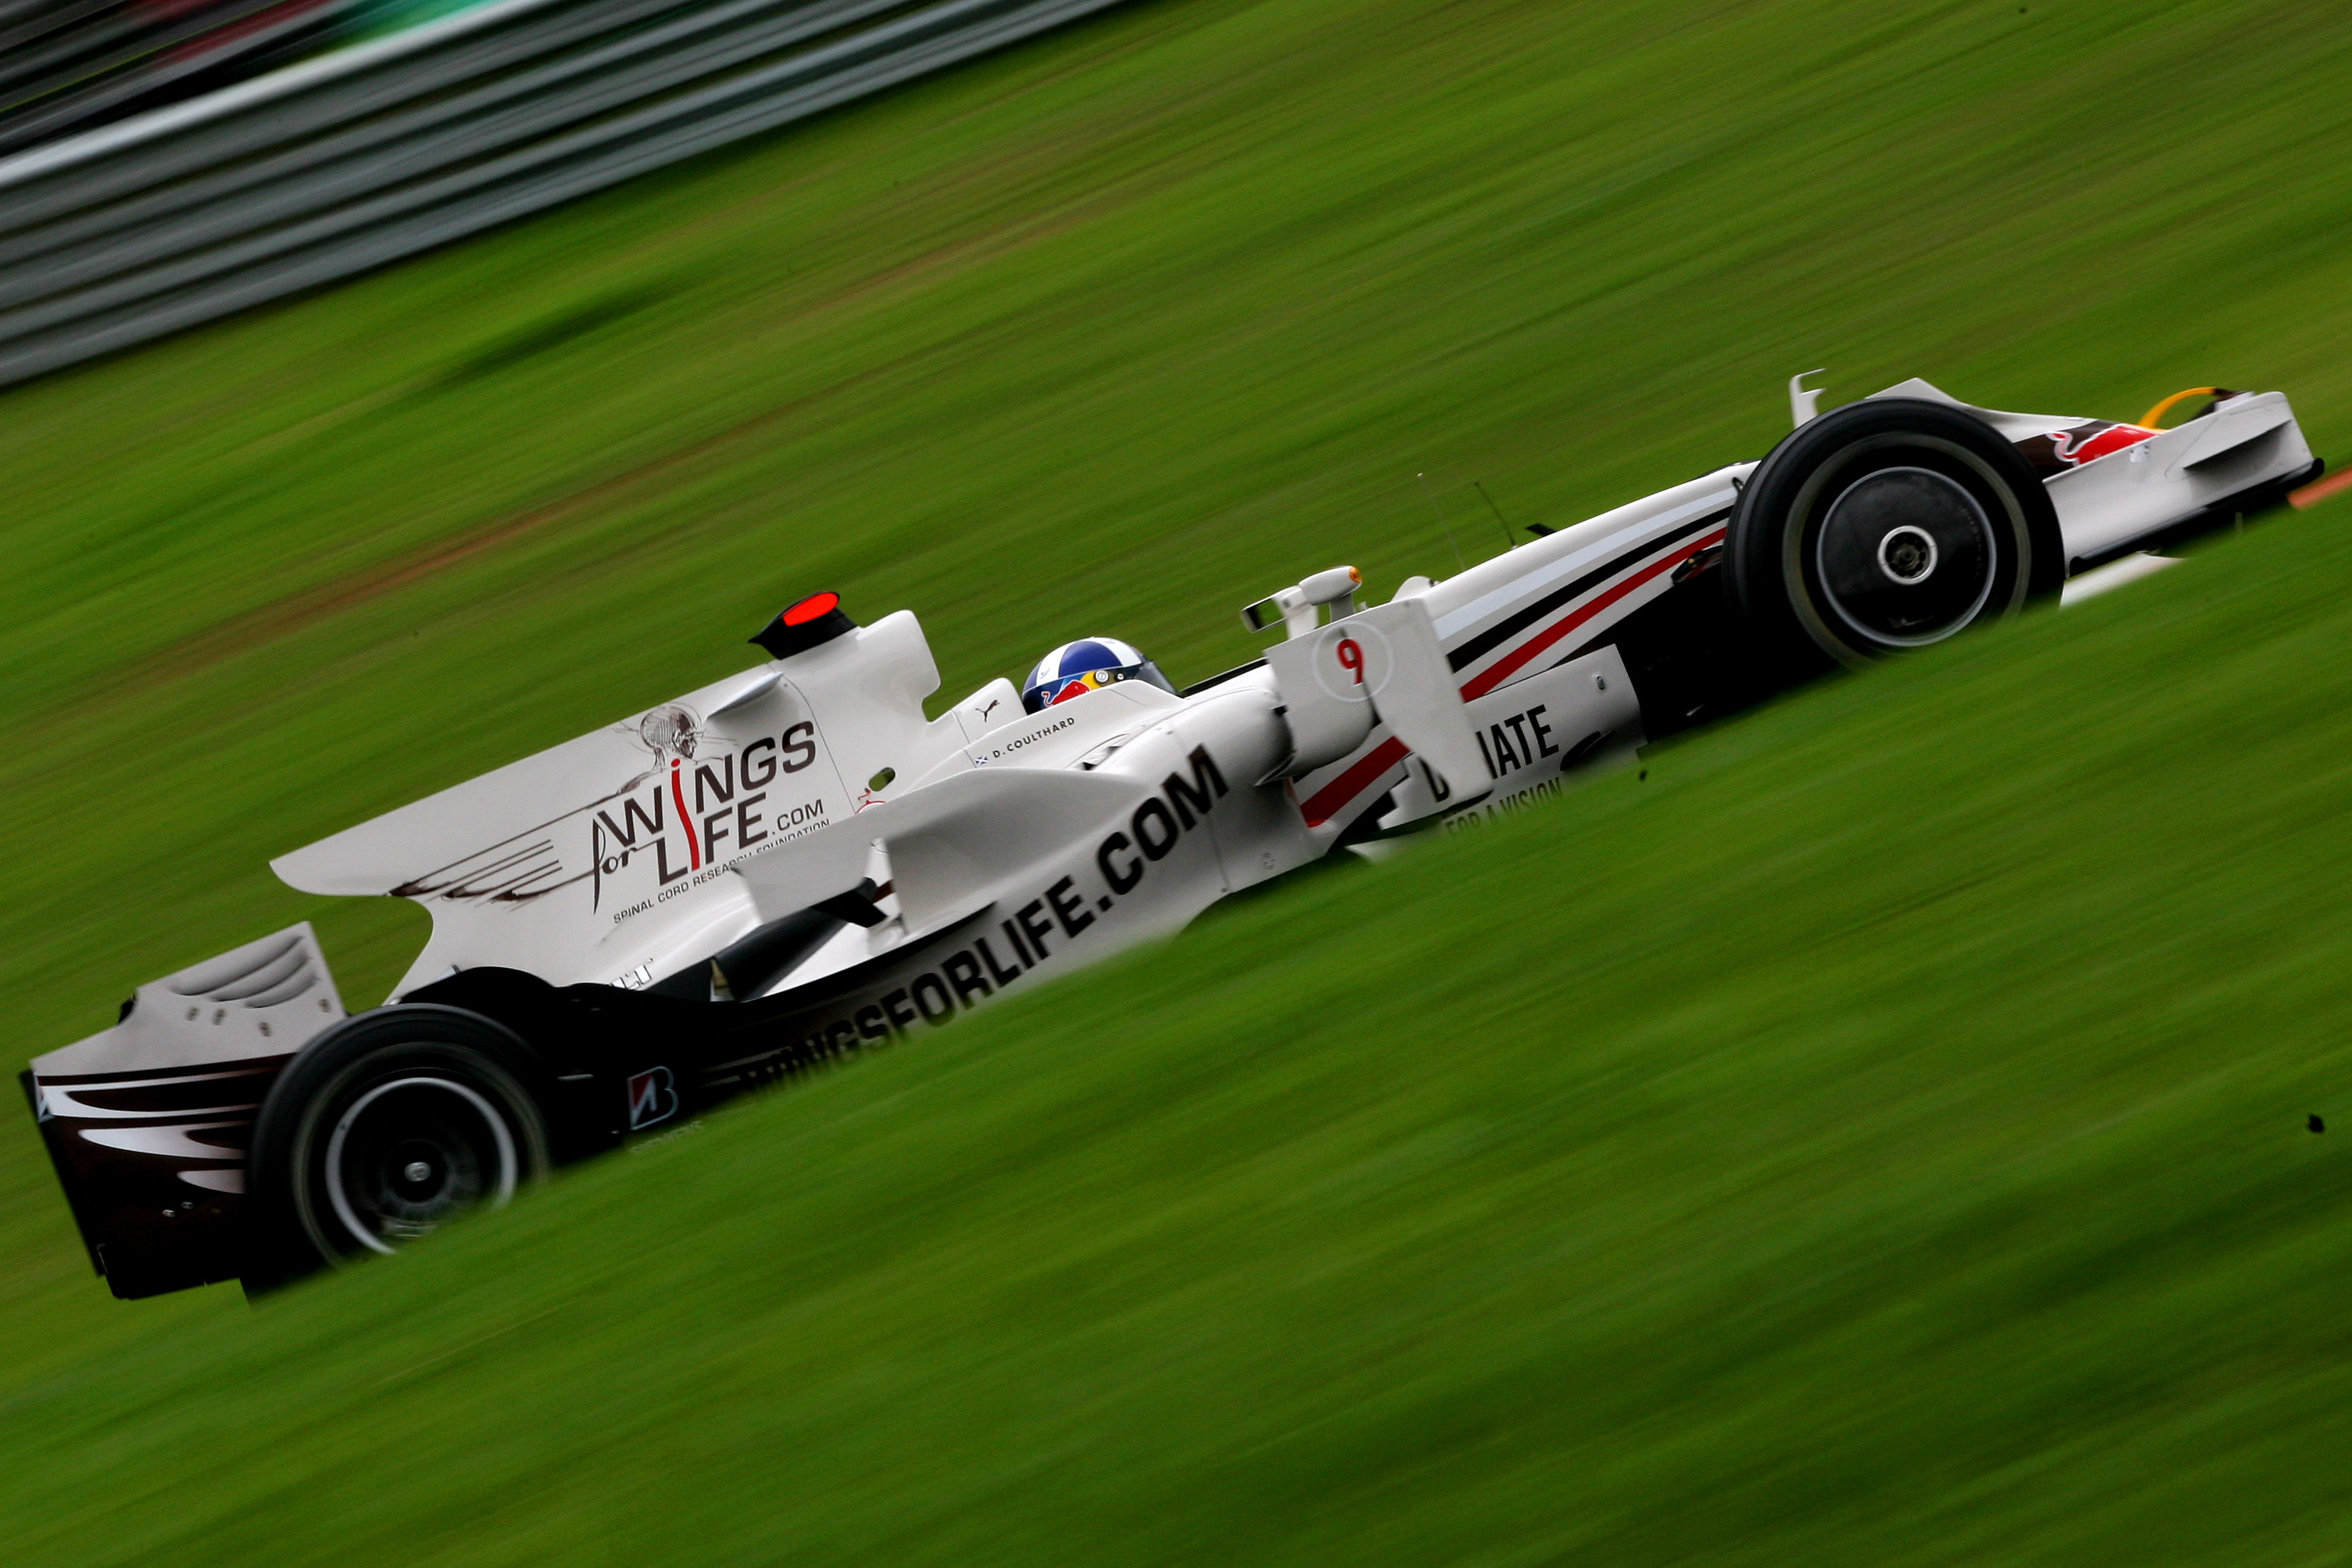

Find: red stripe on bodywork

[1300,737,1410,826]
[1458,530,1722,701]
[1298,527,1724,826]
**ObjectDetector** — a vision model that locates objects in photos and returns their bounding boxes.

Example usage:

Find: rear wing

[25,925,346,1298]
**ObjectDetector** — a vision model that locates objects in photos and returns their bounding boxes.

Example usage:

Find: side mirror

[1240,566,1361,640]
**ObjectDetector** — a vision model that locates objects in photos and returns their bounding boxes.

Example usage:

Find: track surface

[3,0,2351,1561]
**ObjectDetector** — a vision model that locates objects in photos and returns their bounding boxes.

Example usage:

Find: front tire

[1728,397,2062,670]
[246,1006,550,1287]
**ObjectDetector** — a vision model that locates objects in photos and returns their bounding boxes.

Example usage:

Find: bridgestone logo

[627,1066,679,1130]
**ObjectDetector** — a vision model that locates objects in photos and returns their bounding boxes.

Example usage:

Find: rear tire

[1728,397,2062,670]
[245,1006,550,1289]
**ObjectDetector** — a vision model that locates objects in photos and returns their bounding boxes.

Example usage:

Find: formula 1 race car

[24,376,2320,1298]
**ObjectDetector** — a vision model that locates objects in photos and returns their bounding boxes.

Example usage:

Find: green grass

[3,0,2352,1559]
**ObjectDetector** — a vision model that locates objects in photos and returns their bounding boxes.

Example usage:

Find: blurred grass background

[3,0,2351,1558]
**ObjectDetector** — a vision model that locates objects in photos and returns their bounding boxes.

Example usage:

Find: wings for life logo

[589,703,831,918]
[628,1066,679,1130]
[387,699,831,922]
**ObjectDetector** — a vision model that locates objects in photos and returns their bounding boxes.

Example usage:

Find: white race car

[23,377,2319,1297]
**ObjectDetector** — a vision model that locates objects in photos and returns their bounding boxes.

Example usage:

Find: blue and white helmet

[1020,636,1176,714]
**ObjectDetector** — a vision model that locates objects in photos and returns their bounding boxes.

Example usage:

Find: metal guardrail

[0,0,377,159]
[0,0,1130,389]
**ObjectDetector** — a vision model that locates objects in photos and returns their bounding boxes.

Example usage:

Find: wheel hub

[1814,466,1996,648]
[323,1075,520,1255]
[1877,524,1939,584]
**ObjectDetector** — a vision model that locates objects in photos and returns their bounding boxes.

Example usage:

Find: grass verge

[5,489,2352,1567]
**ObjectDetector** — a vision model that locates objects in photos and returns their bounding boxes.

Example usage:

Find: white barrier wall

[0,0,1132,389]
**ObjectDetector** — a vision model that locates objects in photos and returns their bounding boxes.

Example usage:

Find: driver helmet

[1020,636,1176,713]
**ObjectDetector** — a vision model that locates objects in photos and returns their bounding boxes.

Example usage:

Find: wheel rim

[1811,464,1998,648]
[322,1075,521,1256]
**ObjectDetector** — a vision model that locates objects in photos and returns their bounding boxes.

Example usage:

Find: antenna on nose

[1473,481,1516,548]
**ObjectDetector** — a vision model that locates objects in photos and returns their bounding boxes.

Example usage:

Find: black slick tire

[244,1004,550,1292]
[1727,397,2063,671]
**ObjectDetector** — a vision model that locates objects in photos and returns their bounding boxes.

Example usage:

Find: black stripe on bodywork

[1446,511,1730,673]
